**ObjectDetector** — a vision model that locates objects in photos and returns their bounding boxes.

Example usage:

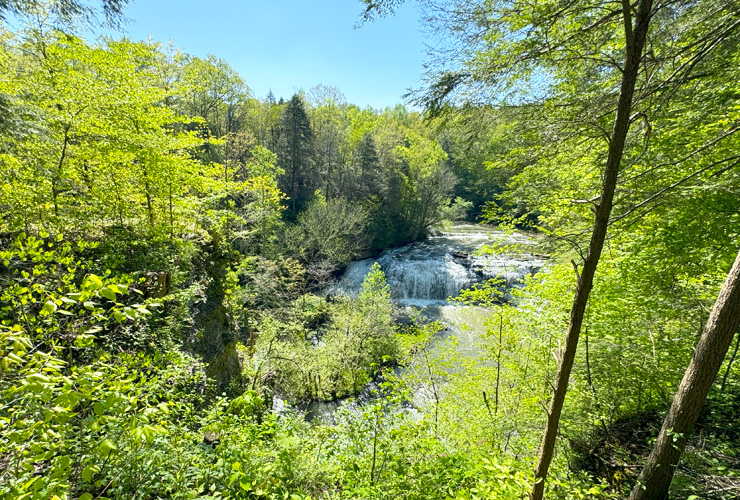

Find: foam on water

[337,224,544,302]
[298,225,545,422]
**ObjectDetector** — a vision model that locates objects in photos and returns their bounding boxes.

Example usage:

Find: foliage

[285,192,369,272]
[0,30,208,237]
[395,130,456,240]
[1,4,739,499]
[0,0,129,28]
[248,263,397,402]
[0,233,168,500]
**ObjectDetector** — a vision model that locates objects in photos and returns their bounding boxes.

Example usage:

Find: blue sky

[94,0,426,109]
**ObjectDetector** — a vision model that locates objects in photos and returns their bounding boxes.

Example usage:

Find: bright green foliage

[285,192,369,271]
[319,263,397,393]
[395,130,456,239]
[178,54,251,138]
[0,29,210,237]
[0,232,155,348]
[0,2,738,498]
[0,233,165,500]
[247,263,397,401]
[204,144,286,256]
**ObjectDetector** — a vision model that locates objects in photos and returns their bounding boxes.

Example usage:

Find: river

[288,224,544,421]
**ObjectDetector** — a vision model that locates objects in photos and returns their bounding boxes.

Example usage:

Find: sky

[92,0,427,109]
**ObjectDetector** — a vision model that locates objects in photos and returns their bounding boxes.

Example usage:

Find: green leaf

[83,275,103,291]
[81,465,95,482]
[93,401,105,416]
[42,300,57,314]
[27,373,50,383]
[100,287,117,301]
[6,353,23,365]
[99,438,118,454]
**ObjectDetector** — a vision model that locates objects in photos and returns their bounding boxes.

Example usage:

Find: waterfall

[296,225,545,422]
[338,225,544,305]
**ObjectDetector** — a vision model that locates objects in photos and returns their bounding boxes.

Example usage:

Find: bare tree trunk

[530,1,653,498]
[169,185,174,239]
[53,126,71,217]
[630,249,740,500]
[495,313,503,415]
[720,327,740,392]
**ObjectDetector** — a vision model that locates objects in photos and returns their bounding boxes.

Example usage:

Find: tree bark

[630,249,740,500]
[530,1,653,498]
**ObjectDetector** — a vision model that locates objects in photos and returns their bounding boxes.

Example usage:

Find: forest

[0,0,739,499]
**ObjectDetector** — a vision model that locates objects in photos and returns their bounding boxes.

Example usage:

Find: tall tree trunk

[53,126,71,217]
[169,185,174,239]
[495,313,503,415]
[630,249,740,500]
[140,160,154,226]
[530,1,653,498]
[720,327,740,392]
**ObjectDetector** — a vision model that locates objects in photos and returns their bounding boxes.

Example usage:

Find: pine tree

[277,94,316,214]
[355,132,383,200]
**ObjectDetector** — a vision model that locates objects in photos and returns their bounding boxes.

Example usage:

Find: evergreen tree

[355,132,383,200]
[277,94,316,215]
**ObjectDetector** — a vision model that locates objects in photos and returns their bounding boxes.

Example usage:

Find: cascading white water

[338,224,544,304]
[300,225,546,422]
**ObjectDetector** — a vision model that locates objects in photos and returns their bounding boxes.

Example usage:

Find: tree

[396,130,455,240]
[307,87,348,200]
[630,249,740,500]
[360,1,740,497]
[438,108,530,219]
[0,0,129,26]
[322,262,397,395]
[285,192,369,271]
[178,54,251,138]
[277,94,316,214]
[527,3,654,497]
[242,93,283,153]
[355,132,384,200]
[0,28,216,237]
